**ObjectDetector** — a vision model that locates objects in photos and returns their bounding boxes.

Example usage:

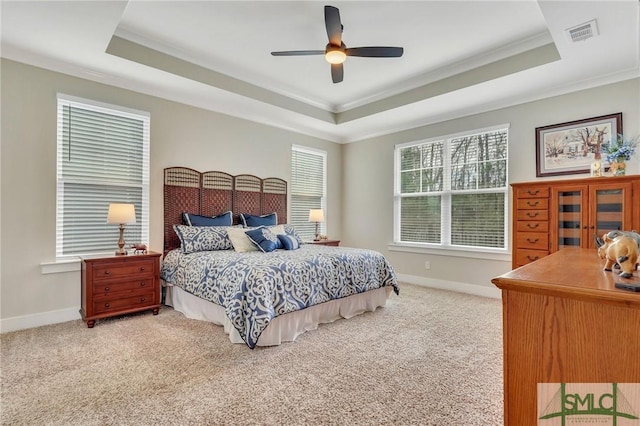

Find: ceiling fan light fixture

[325,48,346,64]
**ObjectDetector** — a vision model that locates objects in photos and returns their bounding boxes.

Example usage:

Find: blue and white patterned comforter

[160,245,398,348]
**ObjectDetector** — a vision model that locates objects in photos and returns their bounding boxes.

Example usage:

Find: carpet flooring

[1,283,503,425]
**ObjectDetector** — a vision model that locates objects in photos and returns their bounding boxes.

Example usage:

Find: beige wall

[0,59,341,329]
[2,56,638,330]
[342,78,640,292]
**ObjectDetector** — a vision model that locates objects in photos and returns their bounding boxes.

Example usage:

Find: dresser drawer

[516,188,549,199]
[91,259,155,282]
[516,210,549,221]
[516,198,549,210]
[516,221,549,233]
[515,249,549,267]
[92,291,157,315]
[92,278,155,297]
[516,232,549,250]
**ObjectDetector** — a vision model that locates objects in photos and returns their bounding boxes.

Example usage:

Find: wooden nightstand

[80,252,161,328]
[310,239,340,246]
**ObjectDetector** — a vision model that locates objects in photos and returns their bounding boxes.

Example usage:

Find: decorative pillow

[182,211,232,227]
[278,234,300,250]
[269,224,286,235]
[240,212,277,227]
[174,225,233,253]
[245,227,282,253]
[227,227,260,253]
[283,224,304,245]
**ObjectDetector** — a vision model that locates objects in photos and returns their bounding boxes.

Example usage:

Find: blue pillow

[278,234,300,250]
[174,225,233,253]
[182,211,232,227]
[245,227,281,253]
[240,212,277,227]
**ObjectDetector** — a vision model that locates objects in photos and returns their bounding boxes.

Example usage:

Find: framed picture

[535,112,623,177]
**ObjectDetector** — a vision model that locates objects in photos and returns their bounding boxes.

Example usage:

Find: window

[290,145,327,241]
[394,125,508,252]
[56,94,150,257]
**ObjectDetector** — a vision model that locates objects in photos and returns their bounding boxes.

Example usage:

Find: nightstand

[310,239,340,246]
[80,252,161,328]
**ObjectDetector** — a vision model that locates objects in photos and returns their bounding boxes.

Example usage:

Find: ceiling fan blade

[324,5,342,46]
[271,50,325,56]
[345,46,404,58]
[331,63,343,84]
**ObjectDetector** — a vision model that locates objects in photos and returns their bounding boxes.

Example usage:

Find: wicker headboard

[163,167,287,254]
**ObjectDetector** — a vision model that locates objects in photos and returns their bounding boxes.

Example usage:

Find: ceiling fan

[271,5,404,83]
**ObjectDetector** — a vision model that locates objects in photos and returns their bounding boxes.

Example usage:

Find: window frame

[393,124,510,256]
[55,94,150,259]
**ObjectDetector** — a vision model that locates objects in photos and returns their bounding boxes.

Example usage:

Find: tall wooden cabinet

[511,175,640,268]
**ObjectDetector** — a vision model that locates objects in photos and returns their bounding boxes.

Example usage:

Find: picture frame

[535,112,623,177]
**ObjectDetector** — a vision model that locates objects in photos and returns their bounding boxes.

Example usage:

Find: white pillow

[227,227,259,253]
[269,224,286,235]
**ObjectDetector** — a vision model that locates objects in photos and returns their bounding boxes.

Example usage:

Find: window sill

[40,258,81,275]
[387,243,511,261]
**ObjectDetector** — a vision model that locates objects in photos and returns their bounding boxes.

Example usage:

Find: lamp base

[116,223,127,255]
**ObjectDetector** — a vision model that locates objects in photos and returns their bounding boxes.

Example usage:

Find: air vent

[565,19,599,42]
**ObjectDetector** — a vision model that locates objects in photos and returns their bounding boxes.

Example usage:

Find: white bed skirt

[164,285,393,347]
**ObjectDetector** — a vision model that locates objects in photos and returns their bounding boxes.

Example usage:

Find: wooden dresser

[492,248,640,425]
[81,252,161,327]
[511,175,640,269]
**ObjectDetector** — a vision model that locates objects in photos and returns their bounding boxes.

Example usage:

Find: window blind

[56,95,150,257]
[395,126,508,251]
[291,146,326,241]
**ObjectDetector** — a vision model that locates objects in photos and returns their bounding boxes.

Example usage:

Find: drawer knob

[104,270,110,275]
[104,287,110,292]
[104,303,110,308]
[527,190,539,195]
[526,255,539,261]
[140,267,146,272]
[526,238,539,244]
[526,223,539,229]
[526,212,539,218]
[140,281,146,287]
[140,297,146,302]
[526,201,539,207]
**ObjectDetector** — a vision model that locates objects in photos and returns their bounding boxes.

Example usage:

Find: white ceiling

[1,1,639,143]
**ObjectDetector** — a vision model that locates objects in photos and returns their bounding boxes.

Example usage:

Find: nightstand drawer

[92,278,155,296]
[91,259,155,282]
[92,291,157,315]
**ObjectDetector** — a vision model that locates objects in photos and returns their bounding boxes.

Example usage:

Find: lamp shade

[106,203,137,224]
[308,209,325,222]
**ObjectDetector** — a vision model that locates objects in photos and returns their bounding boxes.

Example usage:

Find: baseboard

[396,273,501,299]
[0,307,81,333]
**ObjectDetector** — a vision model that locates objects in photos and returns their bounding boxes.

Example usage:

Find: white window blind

[291,145,327,241]
[56,94,150,257]
[395,126,508,251]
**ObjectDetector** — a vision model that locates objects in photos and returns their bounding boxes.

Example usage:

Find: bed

[160,167,398,348]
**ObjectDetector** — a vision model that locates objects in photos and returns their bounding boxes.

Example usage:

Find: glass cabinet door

[589,183,633,248]
[553,187,587,251]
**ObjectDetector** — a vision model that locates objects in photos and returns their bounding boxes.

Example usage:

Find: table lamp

[107,203,136,255]
[308,209,325,241]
